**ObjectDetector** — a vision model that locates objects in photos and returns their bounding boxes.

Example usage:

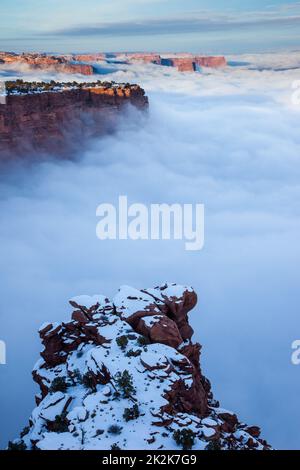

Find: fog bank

[0,56,300,449]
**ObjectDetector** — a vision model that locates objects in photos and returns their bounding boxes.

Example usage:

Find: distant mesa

[112,52,227,71]
[0,51,227,75]
[0,52,95,75]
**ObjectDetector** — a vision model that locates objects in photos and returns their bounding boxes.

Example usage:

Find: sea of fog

[0,53,300,449]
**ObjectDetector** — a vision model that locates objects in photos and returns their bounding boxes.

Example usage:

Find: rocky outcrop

[0,52,95,75]
[0,81,148,157]
[194,56,227,68]
[72,53,107,63]
[0,51,227,75]
[100,52,227,70]
[10,283,271,450]
[161,58,196,72]
[121,53,162,64]
[161,55,227,72]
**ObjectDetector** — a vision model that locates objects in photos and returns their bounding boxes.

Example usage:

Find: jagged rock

[12,283,272,451]
[137,315,183,349]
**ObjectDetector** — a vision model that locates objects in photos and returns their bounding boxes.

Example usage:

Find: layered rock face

[0,52,95,75]
[0,51,227,75]
[194,56,227,68]
[161,56,226,71]
[72,53,107,63]
[114,53,227,70]
[120,53,162,64]
[161,58,196,72]
[0,82,148,157]
[11,283,271,450]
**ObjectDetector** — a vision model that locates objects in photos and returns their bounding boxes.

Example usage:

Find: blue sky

[1,1,300,54]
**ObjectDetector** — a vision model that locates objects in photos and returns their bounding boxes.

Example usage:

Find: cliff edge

[0,80,148,157]
[9,283,271,451]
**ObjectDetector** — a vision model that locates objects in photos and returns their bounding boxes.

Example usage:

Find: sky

[1,0,300,53]
[0,54,300,449]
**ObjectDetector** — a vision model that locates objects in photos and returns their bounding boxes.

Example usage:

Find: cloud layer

[49,12,300,38]
[0,55,300,449]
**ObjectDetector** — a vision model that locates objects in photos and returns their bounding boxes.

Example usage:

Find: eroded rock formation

[10,283,271,450]
[115,53,227,71]
[0,81,148,157]
[0,51,227,76]
[0,52,95,75]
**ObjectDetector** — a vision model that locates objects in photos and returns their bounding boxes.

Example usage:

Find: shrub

[173,428,196,450]
[82,372,96,392]
[108,425,123,435]
[125,349,141,358]
[114,370,136,398]
[20,426,30,438]
[116,335,128,350]
[72,368,82,383]
[111,443,121,450]
[49,377,68,393]
[7,440,26,451]
[137,336,151,346]
[206,439,222,451]
[47,412,69,433]
[123,404,140,422]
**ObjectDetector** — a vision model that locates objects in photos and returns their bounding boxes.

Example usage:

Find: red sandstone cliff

[0,52,95,75]
[194,56,227,68]
[161,55,227,71]
[0,83,148,157]
[73,53,107,62]
[114,53,227,70]
[0,51,227,74]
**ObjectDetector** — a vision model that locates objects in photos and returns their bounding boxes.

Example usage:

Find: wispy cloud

[44,9,300,38]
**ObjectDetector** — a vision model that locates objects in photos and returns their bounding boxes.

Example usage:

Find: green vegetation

[111,443,121,450]
[47,412,69,433]
[125,349,141,357]
[205,439,222,451]
[116,335,129,350]
[114,370,136,398]
[49,376,69,393]
[137,336,151,346]
[123,404,140,422]
[20,426,30,438]
[108,425,123,435]
[7,440,27,451]
[82,372,97,392]
[4,79,135,96]
[173,428,196,450]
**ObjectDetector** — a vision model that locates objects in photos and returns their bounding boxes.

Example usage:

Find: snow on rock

[70,294,109,311]
[13,282,272,451]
